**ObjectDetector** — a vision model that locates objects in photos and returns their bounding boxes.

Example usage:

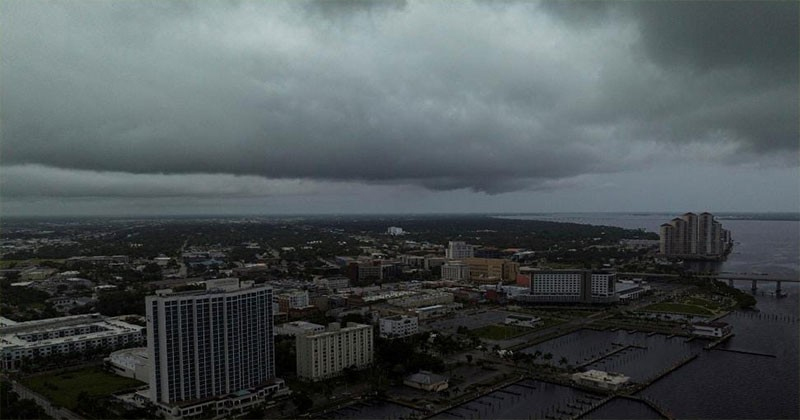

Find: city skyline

[1,0,798,216]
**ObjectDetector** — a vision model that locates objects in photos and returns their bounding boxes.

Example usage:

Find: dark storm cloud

[631,1,798,75]
[1,0,797,199]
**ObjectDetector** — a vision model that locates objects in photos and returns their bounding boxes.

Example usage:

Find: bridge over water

[616,272,799,294]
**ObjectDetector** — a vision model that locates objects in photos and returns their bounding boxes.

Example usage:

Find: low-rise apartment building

[296,322,373,382]
[1,313,145,370]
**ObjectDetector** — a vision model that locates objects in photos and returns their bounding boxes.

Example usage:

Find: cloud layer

[1,0,797,202]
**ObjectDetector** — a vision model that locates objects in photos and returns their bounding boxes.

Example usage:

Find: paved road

[8,379,83,420]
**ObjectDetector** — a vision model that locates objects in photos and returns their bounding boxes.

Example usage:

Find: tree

[0,381,51,419]
[292,392,313,414]
[343,366,360,384]
[543,352,553,362]
[558,356,568,366]
[466,354,473,364]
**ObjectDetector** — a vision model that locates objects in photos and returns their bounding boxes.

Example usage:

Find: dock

[641,354,698,388]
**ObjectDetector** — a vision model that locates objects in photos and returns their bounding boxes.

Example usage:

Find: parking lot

[422,309,518,333]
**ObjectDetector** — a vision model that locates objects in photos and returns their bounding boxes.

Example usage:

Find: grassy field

[683,296,722,311]
[642,302,714,316]
[21,367,144,409]
[471,324,529,340]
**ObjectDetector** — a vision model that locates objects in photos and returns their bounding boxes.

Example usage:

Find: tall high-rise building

[659,212,731,258]
[446,241,474,259]
[146,278,286,418]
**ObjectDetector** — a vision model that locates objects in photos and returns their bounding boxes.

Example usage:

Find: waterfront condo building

[146,278,286,418]
[523,270,617,303]
[659,212,731,258]
[296,322,373,382]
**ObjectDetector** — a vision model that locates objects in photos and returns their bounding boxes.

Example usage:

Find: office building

[463,258,520,284]
[275,321,325,337]
[275,290,311,312]
[659,212,731,258]
[296,322,373,382]
[379,315,419,339]
[146,278,286,418]
[441,261,470,281]
[446,241,474,259]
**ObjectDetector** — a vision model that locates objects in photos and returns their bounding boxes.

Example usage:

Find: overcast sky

[1,0,798,216]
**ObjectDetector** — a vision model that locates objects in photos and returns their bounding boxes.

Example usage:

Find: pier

[713,348,777,358]
[639,354,698,388]
[618,395,674,420]
[576,344,644,369]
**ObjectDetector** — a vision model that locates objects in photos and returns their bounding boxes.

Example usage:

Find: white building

[387,227,405,236]
[692,321,732,338]
[404,371,449,392]
[107,347,150,381]
[446,241,474,260]
[146,278,287,419]
[572,370,630,390]
[504,314,541,328]
[316,277,350,291]
[1,314,145,370]
[388,291,454,308]
[616,281,650,302]
[591,272,616,300]
[296,322,373,382]
[379,315,419,339]
[276,290,311,312]
[414,304,461,320]
[275,321,326,337]
[441,261,470,282]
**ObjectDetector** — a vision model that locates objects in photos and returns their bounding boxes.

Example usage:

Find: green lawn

[21,367,144,410]
[683,297,721,311]
[642,302,714,316]
[471,324,529,340]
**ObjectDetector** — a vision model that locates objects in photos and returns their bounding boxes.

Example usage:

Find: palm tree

[558,356,568,367]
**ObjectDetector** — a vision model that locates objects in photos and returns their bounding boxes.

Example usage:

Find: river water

[499,213,800,419]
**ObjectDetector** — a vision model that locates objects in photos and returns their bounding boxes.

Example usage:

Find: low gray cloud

[0,0,796,199]
[0,165,323,198]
